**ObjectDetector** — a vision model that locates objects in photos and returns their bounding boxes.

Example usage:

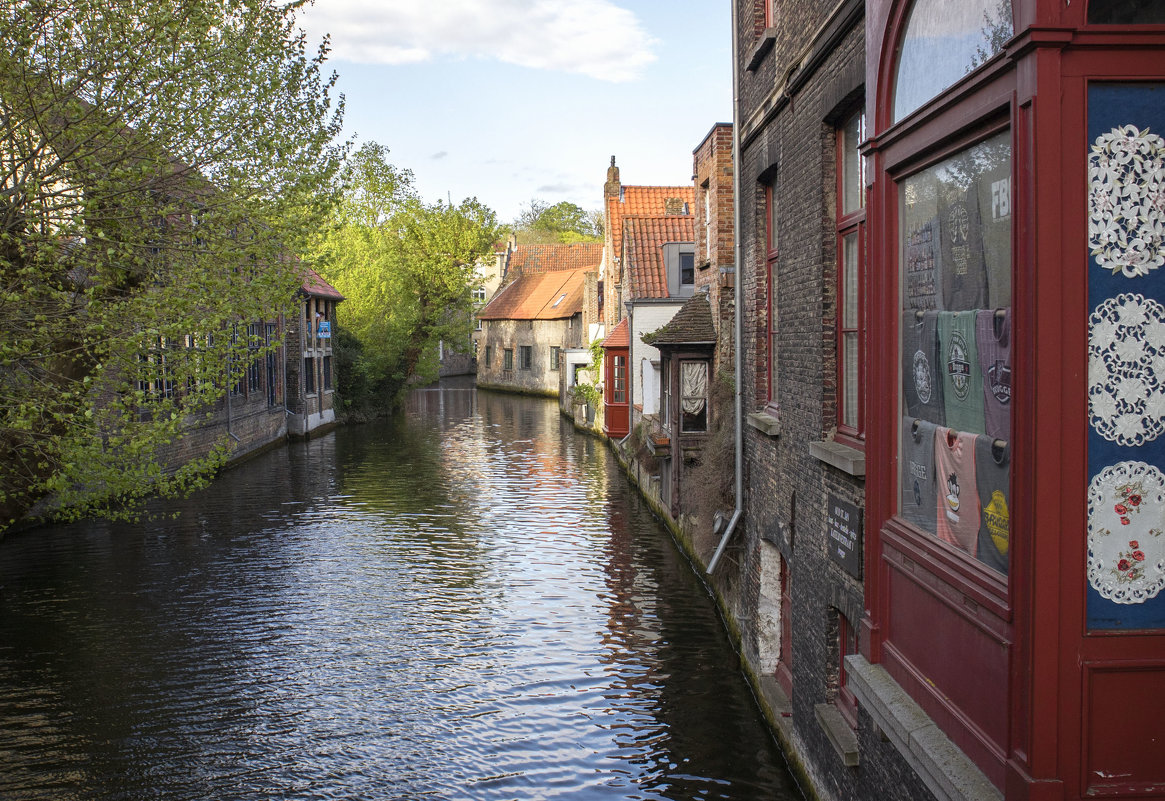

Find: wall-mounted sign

[827,494,863,579]
[317,320,331,339]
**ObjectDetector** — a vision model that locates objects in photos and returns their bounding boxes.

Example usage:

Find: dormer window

[680,251,695,288]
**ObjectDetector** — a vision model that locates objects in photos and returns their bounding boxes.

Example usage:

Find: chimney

[604,156,621,199]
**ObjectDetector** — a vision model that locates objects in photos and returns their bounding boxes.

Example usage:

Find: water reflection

[0,382,799,800]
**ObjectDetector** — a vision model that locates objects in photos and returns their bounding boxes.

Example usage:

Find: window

[303,357,316,394]
[323,355,333,391]
[703,182,713,261]
[680,250,695,288]
[836,612,859,728]
[836,109,866,443]
[765,179,780,410]
[247,323,262,394]
[661,359,670,425]
[899,129,1011,574]
[612,355,627,403]
[550,346,561,371]
[472,286,487,302]
[519,345,533,370]
[503,348,514,371]
[485,345,492,368]
[893,0,1012,123]
[680,361,708,432]
[265,323,278,407]
[1089,0,1165,23]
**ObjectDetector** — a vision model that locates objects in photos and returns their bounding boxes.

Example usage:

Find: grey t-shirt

[901,417,939,534]
[974,434,1009,576]
[902,310,945,426]
[976,308,1011,441]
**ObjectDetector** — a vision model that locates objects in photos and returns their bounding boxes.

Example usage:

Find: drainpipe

[707,0,744,574]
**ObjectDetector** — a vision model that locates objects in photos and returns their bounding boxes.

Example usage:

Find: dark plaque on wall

[827,495,863,579]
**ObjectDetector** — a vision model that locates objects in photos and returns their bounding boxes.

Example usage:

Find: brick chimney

[604,156,621,199]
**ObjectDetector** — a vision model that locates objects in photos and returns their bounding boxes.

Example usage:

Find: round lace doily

[1088,293,1165,446]
[1088,124,1165,278]
[1087,460,1165,604]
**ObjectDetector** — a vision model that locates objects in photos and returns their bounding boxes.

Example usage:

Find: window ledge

[814,703,859,767]
[844,656,1002,801]
[747,411,781,437]
[747,27,777,72]
[809,440,865,476]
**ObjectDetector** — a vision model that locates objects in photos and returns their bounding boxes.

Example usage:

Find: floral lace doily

[1087,460,1165,604]
[1088,124,1165,278]
[1088,293,1165,446]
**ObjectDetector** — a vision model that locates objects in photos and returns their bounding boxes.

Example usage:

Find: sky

[296,1,733,224]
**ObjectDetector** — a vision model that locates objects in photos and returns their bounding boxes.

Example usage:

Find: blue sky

[297,1,732,223]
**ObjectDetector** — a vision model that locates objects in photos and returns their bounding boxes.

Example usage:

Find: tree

[0,0,346,529]
[513,199,602,243]
[307,143,500,412]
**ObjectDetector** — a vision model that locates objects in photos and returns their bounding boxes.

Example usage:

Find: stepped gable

[623,214,696,300]
[641,291,716,347]
[477,268,588,321]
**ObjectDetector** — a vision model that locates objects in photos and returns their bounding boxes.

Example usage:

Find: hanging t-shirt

[974,434,1010,576]
[902,310,945,426]
[901,417,939,534]
[939,185,989,310]
[975,308,1011,441]
[904,214,940,310]
[938,310,986,434]
[934,427,980,555]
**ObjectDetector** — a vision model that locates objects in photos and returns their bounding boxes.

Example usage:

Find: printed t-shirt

[938,310,986,434]
[975,308,1011,441]
[901,417,939,534]
[903,311,945,426]
[934,427,981,555]
[975,434,1010,576]
[939,187,989,310]
[904,215,940,310]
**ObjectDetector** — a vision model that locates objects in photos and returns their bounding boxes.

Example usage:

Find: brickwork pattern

[726,4,938,799]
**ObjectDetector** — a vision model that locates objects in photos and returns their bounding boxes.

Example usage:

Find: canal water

[0,385,801,800]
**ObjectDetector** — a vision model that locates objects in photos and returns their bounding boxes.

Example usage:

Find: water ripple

[0,386,800,801]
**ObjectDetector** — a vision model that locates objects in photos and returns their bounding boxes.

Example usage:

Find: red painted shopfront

[862,1,1165,797]
[602,319,630,439]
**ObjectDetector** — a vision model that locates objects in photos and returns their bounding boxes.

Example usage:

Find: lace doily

[1088,293,1165,446]
[1088,124,1165,278]
[1087,460,1165,604]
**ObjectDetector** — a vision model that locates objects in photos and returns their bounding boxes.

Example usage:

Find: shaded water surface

[0,385,800,800]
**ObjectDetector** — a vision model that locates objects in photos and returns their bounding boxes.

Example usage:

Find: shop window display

[899,130,1012,575]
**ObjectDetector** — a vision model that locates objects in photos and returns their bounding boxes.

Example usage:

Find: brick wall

[724,2,938,799]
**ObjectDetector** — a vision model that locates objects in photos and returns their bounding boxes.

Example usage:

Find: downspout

[707,0,744,574]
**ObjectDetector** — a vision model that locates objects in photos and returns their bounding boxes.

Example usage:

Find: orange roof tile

[301,266,344,300]
[508,243,603,276]
[478,268,590,321]
[606,185,695,274]
[623,215,696,299]
[601,317,630,349]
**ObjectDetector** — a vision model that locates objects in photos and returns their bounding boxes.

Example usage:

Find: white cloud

[298,0,658,82]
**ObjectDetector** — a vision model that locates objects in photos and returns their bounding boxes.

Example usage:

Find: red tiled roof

[623,215,696,299]
[478,268,590,320]
[606,185,694,273]
[508,243,603,276]
[601,317,630,349]
[302,266,345,300]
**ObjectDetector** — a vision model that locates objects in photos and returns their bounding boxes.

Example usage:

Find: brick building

[720,1,1165,800]
[475,244,599,396]
[286,267,342,437]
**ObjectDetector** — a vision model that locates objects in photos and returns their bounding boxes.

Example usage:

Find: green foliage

[513,199,602,243]
[307,143,501,411]
[0,0,346,529]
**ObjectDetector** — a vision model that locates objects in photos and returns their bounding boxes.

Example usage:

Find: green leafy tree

[0,0,346,529]
[513,199,601,243]
[308,143,500,412]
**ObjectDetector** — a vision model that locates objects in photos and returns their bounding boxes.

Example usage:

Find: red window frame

[836,109,866,446]
[612,355,627,404]
[765,181,780,415]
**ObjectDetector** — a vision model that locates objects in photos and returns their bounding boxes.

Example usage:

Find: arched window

[893,0,1013,122]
